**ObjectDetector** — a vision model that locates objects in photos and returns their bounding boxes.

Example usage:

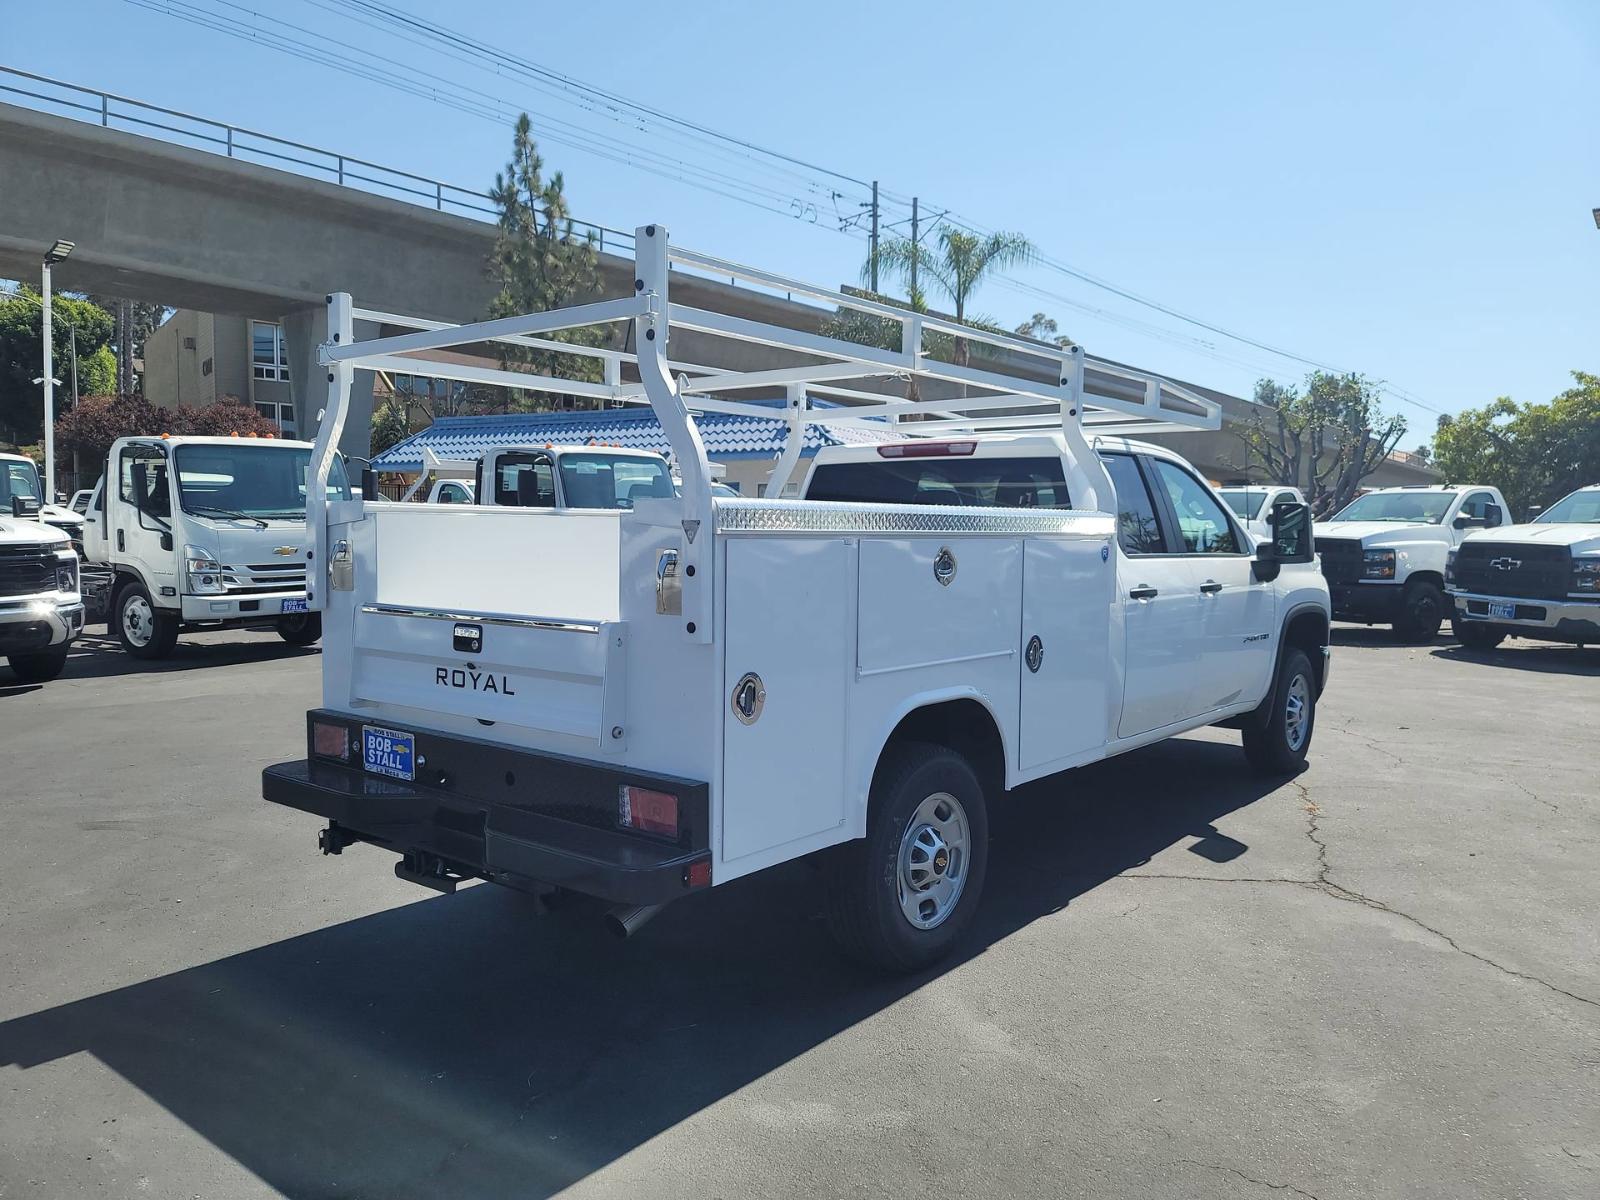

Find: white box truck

[262,226,1330,970]
[81,435,350,658]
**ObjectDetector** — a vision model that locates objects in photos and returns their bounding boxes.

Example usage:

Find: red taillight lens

[876,440,977,458]
[312,720,349,761]
[619,785,679,838]
[686,859,712,889]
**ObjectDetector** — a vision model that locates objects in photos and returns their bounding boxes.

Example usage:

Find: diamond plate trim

[714,499,1115,537]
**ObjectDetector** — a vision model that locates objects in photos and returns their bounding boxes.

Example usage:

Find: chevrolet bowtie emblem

[274,546,297,556]
[1489,557,1520,570]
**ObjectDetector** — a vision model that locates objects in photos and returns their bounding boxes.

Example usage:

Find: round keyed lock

[731,672,766,725]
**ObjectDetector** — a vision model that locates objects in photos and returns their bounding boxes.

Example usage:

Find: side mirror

[360,467,379,501]
[1484,503,1503,528]
[1259,501,1313,578]
[11,495,41,518]
[130,462,148,510]
[1452,514,1483,530]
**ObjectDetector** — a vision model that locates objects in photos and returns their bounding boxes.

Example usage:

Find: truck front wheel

[1242,647,1317,775]
[276,612,323,646]
[823,742,990,972]
[116,582,179,660]
[1394,579,1445,642]
[8,646,69,683]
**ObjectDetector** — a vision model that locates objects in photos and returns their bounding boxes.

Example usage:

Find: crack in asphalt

[1176,1159,1323,1199]
[1117,779,1600,1013]
[1510,777,1561,813]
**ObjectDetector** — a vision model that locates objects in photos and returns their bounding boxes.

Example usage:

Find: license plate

[1488,602,1516,620]
[281,597,309,614]
[362,725,415,781]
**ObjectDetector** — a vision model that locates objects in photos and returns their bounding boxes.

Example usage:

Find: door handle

[1129,585,1158,600]
[116,530,125,552]
[1200,580,1223,594]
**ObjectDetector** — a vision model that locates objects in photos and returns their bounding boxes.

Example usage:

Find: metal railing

[0,64,636,256]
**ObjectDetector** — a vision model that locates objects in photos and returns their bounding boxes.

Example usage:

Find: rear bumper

[262,712,711,906]
[1450,590,1600,643]
[1329,580,1403,623]
[0,598,84,652]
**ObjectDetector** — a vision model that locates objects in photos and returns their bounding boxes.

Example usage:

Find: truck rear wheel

[1394,579,1445,642]
[277,612,323,646]
[1242,647,1317,775]
[8,646,69,683]
[116,581,179,660]
[1453,619,1505,651]
[822,742,989,972]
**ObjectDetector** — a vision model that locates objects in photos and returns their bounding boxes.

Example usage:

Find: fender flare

[1252,601,1331,723]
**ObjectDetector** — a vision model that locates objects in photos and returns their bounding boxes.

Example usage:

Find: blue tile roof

[371,405,897,472]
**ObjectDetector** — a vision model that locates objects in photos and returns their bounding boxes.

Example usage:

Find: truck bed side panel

[720,536,853,863]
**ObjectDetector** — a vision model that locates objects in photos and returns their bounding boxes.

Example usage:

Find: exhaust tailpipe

[605,902,664,940]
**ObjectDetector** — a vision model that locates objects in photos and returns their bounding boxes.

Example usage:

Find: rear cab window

[1099,452,1167,554]
[806,455,1070,509]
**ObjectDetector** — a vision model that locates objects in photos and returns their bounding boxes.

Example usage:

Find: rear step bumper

[262,725,710,906]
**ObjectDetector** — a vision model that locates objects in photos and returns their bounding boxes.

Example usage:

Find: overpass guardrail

[0,64,637,256]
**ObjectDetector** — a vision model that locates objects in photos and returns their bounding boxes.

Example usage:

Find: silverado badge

[273,546,297,556]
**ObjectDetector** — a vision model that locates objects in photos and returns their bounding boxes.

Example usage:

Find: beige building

[142,309,297,434]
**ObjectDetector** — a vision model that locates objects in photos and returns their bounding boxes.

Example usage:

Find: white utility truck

[262,227,1329,970]
[1218,485,1307,544]
[82,434,349,658]
[1,451,87,555]
[1313,484,1511,641]
[0,496,83,683]
[1447,483,1600,649]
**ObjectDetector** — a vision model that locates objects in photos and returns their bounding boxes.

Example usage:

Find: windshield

[557,453,672,510]
[1,458,43,506]
[174,444,350,520]
[1219,489,1268,520]
[1329,491,1455,524]
[1535,489,1600,524]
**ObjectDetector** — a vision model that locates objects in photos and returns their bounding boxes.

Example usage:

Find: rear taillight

[619,785,679,838]
[876,440,977,458]
[311,719,350,762]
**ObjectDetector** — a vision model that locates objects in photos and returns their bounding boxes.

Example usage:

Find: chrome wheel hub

[122,595,153,648]
[1284,673,1310,751]
[897,791,970,930]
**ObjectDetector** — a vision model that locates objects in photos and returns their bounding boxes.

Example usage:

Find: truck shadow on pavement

[0,737,1281,1199]
[1430,642,1600,677]
[53,628,321,680]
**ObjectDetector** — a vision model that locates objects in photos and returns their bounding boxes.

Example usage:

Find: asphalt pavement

[2,624,1596,1199]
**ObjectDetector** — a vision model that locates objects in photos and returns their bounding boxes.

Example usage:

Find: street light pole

[40,239,74,502]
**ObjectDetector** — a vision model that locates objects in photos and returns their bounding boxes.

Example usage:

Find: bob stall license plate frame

[281,597,309,614]
[1488,601,1516,620]
[362,725,415,781]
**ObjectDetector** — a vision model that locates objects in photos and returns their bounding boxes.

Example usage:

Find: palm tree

[865,226,1036,366]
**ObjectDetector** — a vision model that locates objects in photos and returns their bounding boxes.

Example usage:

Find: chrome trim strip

[359,604,602,634]
[715,499,1115,536]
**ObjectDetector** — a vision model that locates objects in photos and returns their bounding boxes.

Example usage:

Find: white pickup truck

[1,451,87,555]
[0,503,83,683]
[1313,484,1511,640]
[82,435,350,658]
[409,444,677,510]
[262,227,1330,970]
[1448,484,1600,649]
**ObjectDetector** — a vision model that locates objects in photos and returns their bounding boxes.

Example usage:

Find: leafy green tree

[486,114,605,408]
[54,393,278,479]
[1433,372,1600,515]
[1237,371,1406,514]
[865,225,1035,366]
[0,288,116,444]
[1014,311,1074,347]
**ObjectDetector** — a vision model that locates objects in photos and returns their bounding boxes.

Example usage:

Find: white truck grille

[222,561,306,593]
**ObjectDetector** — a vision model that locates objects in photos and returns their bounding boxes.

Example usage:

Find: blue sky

[7,0,1598,444]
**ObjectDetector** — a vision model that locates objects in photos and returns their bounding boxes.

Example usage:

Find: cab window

[1099,452,1166,554]
[494,454,555,507]
[120,445,171,518]
[1149,459,1241,554]
[806,455,1070,508]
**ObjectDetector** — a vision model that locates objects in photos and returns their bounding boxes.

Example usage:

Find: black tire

[822,742,990,972]
[1452,619,1505,651]
[276,612,323,646]
[1242,647,1317,776]
[115,581,179,659]
[8,645,69,683]
[1393,579,1445,642]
